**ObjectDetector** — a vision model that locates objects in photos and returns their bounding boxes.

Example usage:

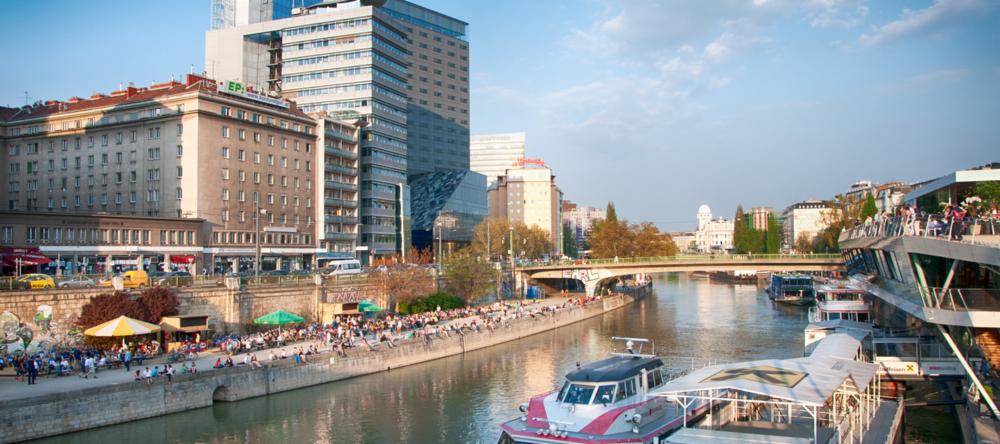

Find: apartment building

[315,116,361,254]
[471,132,526,187]
[488,162,563,256]
[0,74,319,272]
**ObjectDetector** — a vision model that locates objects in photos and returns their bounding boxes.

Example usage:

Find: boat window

[562,384,595,404]
[646,369,663,389]
[594,384,616,405]
[616,378,637,401]
[558,381,569,401]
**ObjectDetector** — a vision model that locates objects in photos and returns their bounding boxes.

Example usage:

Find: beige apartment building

[0,74,320,272]
[314,116,361,256]
[488,163,563,256]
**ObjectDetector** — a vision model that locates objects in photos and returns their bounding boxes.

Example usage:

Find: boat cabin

[558,355,668,406]
[769,274,816,305]
[809,285,871,323]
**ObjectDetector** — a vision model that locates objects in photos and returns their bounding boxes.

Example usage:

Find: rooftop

[565,355,663,383]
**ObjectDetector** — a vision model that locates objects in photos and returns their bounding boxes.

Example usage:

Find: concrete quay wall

[0,292,641,443]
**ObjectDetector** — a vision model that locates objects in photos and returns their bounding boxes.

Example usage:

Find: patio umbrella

[358,299,383,313]
[84,315,161,347]
[253,310,304,325]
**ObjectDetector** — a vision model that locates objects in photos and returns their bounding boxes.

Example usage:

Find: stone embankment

[0,290,645,443]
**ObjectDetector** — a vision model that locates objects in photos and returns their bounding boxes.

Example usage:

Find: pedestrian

[165,364,174,383]
[190,361,197,374]
[143,367,152,385]
[27,358,38,385]
[124,348,132,372]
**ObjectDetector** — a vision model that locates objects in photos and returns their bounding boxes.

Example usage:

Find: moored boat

[766,273,816,306]
[498,338,712,444]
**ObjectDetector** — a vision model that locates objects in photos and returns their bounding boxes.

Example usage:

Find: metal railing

[925,287,1000,312]
[840,214,1000,246]
[0,270,386,293]
[519,253,842,269]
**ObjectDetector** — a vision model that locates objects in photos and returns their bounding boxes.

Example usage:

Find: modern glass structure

[408,170,486,255]
[211,0,323,30]
[471,132,526,187]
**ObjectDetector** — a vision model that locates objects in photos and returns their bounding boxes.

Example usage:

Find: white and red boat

[498,338,711,444]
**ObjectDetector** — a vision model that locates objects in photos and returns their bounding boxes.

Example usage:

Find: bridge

[517,254,845,296]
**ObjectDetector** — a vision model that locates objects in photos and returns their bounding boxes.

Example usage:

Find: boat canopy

[815,284,865,294]
[650,332,876,407]
[565,356,663,383]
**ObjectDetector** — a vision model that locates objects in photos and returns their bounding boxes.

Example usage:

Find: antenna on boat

[610,337,656,358]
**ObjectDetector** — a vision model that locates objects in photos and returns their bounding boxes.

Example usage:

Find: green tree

[765,213,782,254]
[975,181,1000,208]
[562,225,579,258]
[442,249,497,301]
[606,202,618,223]
[470,217,510,260]
[733,206,748,254]
[861,193,878,220]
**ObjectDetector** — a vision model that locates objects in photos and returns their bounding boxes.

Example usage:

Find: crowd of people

[3,294,608,388]
[848,202,1000,241]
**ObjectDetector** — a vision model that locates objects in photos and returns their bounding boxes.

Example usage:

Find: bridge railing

[520,253,842,268]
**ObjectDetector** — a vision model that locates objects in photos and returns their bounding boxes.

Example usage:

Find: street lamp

[255,204,268,281]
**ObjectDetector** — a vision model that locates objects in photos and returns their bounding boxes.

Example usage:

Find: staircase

[975,329,1000,374]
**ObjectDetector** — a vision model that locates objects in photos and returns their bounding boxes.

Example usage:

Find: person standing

[124,348,132,372]
[27,358,38,385]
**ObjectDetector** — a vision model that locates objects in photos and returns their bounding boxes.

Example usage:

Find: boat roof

[816,284,865,294]
[806,319,874,333]
[774,274,813,279]
[651,333,876,407]
[565,355,663,383]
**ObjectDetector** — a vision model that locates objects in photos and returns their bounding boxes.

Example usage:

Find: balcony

[325,146,358,159]
[325,131,357,144]
[325,163,357,175]
[325,180,357,192]
[325,215,358,224]
[325,198,357,208]
[324,232,357,241]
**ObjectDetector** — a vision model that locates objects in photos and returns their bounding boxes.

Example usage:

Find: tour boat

[808,284,870,323]
[766,273,816,306]
[498,338,711,444]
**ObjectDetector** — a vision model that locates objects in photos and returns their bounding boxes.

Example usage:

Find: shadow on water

[31,273,810,444]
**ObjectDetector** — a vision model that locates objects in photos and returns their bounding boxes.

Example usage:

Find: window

[238,190,245,202]
[253,172,261,183]
[176,187,182,200]
[281,157,288,168]
[238,129,246,141]
[147,169,160,181]
[176,166,183,178]
[130,171,137,183]
[268,154,275,166]
[176,145,183,156]
[222,126,230,138]
[147,190,159,202]
[176,124,183,135]
[239,170,246,182]
[147,148,160,160]
[220,106,230,116]
[222,189,229,201]
[253,152,260,164]
[130,130,137,143]
[238,149,245,161]
[268,135,274,146]
[222,147,230,158]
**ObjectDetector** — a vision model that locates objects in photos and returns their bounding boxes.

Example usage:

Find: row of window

[7,106,183,138]
[218,210,310,227]
[220,189,309,207]
[7,189,166,210]
[219,148,312,172]
[7,126,179,158]
[2,226,196,246]
[212,230,310,246]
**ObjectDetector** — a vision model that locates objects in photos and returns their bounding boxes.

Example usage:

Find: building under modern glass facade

[408,170,486,256]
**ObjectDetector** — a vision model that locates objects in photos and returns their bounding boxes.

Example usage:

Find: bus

[325,259,362,277]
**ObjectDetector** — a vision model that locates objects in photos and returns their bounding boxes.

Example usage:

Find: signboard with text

[220,81,290,109]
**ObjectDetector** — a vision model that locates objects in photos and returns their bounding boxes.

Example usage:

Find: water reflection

[33,273,808,444]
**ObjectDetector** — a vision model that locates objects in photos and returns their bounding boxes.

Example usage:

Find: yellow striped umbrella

[84,315,161,337]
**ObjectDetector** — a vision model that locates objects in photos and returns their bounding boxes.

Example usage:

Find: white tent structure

[651,333,901,444]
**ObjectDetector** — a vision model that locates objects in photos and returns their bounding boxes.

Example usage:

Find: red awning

[169,255,195,264]
[2,255,53,266]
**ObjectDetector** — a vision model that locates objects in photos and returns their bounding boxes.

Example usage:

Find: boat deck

[502,402,702,443]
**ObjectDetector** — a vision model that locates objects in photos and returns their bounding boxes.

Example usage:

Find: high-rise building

[750,207,773,231]
[314,116,361,254]
[210,0,323,30]
[0,74,320,272]
[205,0,469,257]
[471,132,526,187]
[562,204,605,253]
[488,162,563,256]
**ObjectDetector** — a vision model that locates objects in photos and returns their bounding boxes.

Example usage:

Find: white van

[325,259,362,277]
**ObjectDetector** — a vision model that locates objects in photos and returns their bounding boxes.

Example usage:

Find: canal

[37,274,811,444]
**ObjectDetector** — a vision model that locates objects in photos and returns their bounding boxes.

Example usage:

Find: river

[35,273,811,444]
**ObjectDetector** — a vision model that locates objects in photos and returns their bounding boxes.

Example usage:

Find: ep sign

[226,81,245,94]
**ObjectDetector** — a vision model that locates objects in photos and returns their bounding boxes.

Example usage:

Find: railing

[0,271,382,292]
[926,287,1000,312]
[520,253,843,268]
[840,214,1000,247]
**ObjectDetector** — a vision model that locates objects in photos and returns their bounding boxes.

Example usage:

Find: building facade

[205,0,470,257]
[0,74,319,272]
[781,200,834,250]
[562,204,606,253]
[408,169,486,257]
[488,164,562,256]
[694,205,734,253]
[471,132,526,187]
[750,207,772,231]
[315,116,360,254]
[210,0,322,30]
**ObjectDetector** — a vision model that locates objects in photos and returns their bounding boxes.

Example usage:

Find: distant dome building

[694,205,734,253]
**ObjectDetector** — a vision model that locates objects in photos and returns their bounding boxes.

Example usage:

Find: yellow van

[100,270,150,289]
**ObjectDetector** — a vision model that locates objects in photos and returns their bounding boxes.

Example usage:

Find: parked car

[14,273,56,290]
[153,271,193,287]
[57,275,95,288]
[99,270,149,289]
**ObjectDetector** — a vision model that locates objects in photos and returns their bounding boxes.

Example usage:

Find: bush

[397,291,465,315]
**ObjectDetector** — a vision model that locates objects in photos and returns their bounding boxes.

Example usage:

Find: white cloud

[859,0,995,45]
[808,0,869,28]
[900,68,970,88]
[709,77,733,89]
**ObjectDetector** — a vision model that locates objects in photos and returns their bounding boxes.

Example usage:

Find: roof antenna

[23,91,30,106]
[189,64,194,74]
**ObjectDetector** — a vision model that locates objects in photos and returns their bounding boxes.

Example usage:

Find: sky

[2,0,998,230]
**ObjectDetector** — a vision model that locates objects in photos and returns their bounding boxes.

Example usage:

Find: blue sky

[2,0,998,230]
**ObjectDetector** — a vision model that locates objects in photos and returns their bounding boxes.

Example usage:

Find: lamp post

[255,203,268,281]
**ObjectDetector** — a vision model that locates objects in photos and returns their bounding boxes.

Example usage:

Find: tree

[861,193,878,220]
[589,217,632,258]
[975,181,1000,208]
[562,225,579,258]
[379,266,436,309]
[470,217,510,260]
[442,248,498,302]
[765,213,782,254]
[136,287,180,324]
[606,201,618,223]
[77,291,147,329]
[733,206,748,254]
[632,222,678,256]
[795,233,814,254]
